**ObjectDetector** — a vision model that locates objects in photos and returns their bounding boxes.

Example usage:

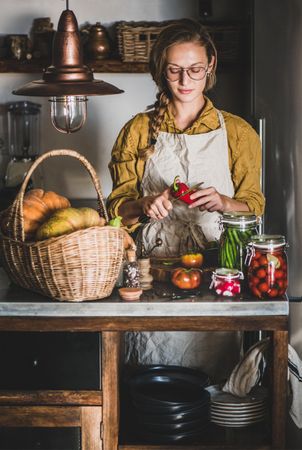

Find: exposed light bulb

[49,96,88,134]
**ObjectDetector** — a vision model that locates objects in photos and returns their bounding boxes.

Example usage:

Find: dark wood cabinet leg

[272,330,288,449]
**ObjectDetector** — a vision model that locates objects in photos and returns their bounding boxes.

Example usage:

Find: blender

[0,101,41,211]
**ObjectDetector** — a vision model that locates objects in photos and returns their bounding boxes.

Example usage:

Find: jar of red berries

[247,235,288,299]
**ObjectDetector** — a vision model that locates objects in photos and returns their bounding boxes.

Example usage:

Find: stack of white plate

[206,385,268,428]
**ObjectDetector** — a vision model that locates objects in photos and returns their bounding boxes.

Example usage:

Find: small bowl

[118,287,142,301]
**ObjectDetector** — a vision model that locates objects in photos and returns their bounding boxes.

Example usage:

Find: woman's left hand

[188,187,250,214]
[188,187,227,213]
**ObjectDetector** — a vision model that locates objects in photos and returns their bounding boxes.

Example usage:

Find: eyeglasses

[165,64,208,82]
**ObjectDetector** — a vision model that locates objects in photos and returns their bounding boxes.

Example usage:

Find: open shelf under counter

[119,417,270,449]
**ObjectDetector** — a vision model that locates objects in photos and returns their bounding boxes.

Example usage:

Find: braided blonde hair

[139,19,217,161]
[138,92,170,160]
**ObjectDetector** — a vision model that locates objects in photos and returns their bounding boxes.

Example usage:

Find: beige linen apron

[125,110,241,382]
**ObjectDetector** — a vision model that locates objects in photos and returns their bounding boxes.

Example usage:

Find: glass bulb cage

[11,8,123,134]
[49,96,88,134]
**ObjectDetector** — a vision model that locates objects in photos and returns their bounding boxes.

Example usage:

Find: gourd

[36,207,105,241]
[0,188,70,239]
[23,189,71,236]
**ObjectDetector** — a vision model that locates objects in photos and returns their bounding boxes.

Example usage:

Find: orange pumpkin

[1,189,70,239]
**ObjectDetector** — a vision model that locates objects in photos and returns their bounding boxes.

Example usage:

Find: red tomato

[275,269,284,279]
[258,282,269,293]
[256,268,267,279]
[171,267,202,290]
[251,260,260,270]
[181,253,204,268]
[259,255,268,266]
[276,280,284,290]
[251,286,261,298]
[250,276,260,286]
[268,288,279,298]
[281,262,288,271]
[254,251,262,260]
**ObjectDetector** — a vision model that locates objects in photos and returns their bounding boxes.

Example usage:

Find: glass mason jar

[246,234,288,299]
[219,212,259,272]
[210,268,244,297]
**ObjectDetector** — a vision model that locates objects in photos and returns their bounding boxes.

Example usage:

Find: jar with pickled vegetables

[247,234,288,299]
[210,268,244,297]
[219,212,259,272]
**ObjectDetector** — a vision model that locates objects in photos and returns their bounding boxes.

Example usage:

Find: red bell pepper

[170,176,196,205]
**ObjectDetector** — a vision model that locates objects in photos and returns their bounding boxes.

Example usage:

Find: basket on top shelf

[116,20,242,65]
[0,149,124,302]
[116,20,172,63]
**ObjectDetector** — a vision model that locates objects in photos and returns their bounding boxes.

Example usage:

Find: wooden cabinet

[0,270,288,450]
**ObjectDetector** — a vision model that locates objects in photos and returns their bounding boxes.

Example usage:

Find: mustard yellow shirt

[107,97,265,230]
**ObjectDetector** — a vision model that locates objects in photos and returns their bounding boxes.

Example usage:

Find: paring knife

[139,181,204,222]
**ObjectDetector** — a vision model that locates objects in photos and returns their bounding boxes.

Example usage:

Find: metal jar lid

[248,234,286,249]
[213,268,243,279]
[221,211,258,226]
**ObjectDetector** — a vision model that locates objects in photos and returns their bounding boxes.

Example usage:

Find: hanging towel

[288,344,302,429]
[223,338,302,429]
[222,337,270,397]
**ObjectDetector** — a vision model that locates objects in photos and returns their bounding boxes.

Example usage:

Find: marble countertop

[0,269,289,318]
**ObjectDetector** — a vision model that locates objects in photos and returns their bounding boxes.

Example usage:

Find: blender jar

[5,101,41,188]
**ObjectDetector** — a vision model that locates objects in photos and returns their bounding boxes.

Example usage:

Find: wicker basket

[117,21,241,64]
[116,21,170,62]
[0,149,124,302]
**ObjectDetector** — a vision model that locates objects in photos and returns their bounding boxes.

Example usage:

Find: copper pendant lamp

[12,0,124,133]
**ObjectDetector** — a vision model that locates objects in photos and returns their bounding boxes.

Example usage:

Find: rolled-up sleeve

[229,121,265,216]
[106,115,148,228]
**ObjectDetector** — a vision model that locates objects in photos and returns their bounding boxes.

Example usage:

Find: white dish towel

[222,338,302,428]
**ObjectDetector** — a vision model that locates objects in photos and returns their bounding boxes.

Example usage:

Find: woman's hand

[141,188,173,220]
[188,187,249,213]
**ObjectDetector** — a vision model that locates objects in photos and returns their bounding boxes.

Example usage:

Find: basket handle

[9,149,109,242]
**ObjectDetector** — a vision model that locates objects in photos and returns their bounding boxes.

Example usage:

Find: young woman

[107,19,265,380]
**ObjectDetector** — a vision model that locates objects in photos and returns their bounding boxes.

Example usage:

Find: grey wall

[0,0,201,198]
[0,0,249,199]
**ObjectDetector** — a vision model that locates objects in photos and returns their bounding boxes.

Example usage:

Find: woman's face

[165,41,214,104]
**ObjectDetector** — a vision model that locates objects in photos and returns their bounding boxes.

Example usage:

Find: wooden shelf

[0,58,149,74]
[0,58,242,75]
[119,446,270,450]
[119,419,270,450]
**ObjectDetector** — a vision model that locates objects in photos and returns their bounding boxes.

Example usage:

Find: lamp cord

[66,0,69,10]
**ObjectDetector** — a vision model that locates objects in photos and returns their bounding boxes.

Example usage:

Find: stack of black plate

[126,365,211,444]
